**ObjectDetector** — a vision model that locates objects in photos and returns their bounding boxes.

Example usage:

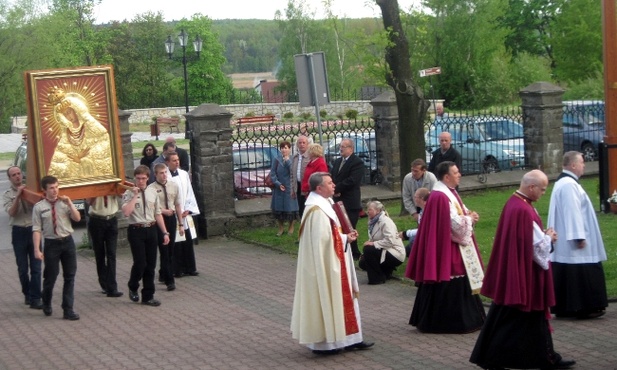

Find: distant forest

[212,18,379,75]
[212,19,282,74]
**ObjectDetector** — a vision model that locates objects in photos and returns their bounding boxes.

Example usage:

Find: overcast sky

[92,0,421,23]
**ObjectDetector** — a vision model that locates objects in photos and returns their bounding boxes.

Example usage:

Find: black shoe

[100,289,107,294]
[129,290,139,302]
[63,310,80,321]
[345,341,375,351]
[106,291,124,298]
[544,359,576,369]
[141,299,161,307]
[29,299,44,309]
[312,349,341,355]
[43,306,52,316]
[158,276,164,283]
[577,310,605,319]
[166,283,176,291]
[187,271,199,276]
[174,273,185,278]
[25,297,31,305]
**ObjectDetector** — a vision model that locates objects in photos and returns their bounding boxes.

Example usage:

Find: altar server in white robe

[166,152,201,277]
[548,151,608,319]
[291,172,374,355]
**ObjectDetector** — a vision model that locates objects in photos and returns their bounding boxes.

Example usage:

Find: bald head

[518,170,548,202]
[438,132,452,151]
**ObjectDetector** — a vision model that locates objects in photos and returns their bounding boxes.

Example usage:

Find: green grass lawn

[233,177,617,298]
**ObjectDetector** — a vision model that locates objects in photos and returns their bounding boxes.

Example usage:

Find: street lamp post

[165,29,203,139]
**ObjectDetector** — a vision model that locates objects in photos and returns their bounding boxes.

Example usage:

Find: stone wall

[11,101,373,132]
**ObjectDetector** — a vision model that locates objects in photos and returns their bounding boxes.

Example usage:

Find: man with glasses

[330,138,365,260]
[122,165,171,307]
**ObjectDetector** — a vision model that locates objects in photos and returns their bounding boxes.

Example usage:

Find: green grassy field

[233,177,617,298]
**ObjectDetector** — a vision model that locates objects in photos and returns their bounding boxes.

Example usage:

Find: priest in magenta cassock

[470,170,576,370]
[548,151,608,319]
[290,172,373,355]
[405,161,485,333]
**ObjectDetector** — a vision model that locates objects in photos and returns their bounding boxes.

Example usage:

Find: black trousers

[127,226,158,302]
[347,208,361,258]
[359,245,402,284]
[174,227,197,275]
[157,215,177,285]
[88,216,118,293]
[42,236,77,311]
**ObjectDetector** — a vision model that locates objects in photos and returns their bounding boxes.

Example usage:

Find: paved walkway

[0,236,615,369]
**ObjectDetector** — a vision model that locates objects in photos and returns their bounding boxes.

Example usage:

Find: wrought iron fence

[231,117,378,199]
[423,106,526,176]
[562,100,605,162]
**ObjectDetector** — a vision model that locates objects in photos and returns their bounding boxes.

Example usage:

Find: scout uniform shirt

[32,198,74,239]
[122,186,161,225]
[3,186,33,227]
[147,180,181,215]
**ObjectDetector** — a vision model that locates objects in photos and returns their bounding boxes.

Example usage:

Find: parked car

[562,100,605,161]
[426,116,525,174]
[233,143,279,199]
[323,131,382,184]
[13,137,86,218]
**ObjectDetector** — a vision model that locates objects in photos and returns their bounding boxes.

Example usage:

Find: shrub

[345,109,358,119]
[300,112,313,120]
[283,112,294,119]
[319,109,327,118]
[245,112,256,117]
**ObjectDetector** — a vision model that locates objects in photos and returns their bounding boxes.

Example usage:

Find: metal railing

[231,117,378,199]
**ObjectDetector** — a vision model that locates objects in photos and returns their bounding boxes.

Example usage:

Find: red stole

[330,219,359,335]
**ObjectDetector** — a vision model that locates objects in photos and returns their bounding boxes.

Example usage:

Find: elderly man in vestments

[291,172,374,355]
[470,170,576,370]
[548,151,608,319]
[405,161,485,333]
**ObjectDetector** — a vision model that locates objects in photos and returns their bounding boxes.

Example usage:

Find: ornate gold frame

[23,65,125,198]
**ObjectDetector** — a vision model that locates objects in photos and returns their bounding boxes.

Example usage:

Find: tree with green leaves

[551,0,602,83]
[173,15,234,106]
[421,0,511,107]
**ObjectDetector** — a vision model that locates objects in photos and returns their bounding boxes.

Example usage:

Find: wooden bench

[156,117,181,134]
[237,115,275,125]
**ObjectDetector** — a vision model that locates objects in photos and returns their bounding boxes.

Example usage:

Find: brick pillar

[116,109,134,249]
[520,82,565,175]
[370,90,401,191]
[185,104,235,238]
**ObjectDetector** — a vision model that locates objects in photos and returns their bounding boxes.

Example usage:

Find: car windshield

[430,121,487,143]
[233,146,274,171]
[478,120,523,140]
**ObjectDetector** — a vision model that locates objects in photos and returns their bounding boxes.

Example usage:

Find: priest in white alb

[290,172,374,355]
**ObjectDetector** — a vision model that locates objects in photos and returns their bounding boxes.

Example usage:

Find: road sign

[419,67,442,77]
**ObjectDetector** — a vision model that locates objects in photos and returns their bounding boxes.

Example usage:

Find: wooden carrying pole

[602,0,617,194]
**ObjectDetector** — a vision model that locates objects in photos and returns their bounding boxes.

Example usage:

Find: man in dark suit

[166,136,190,172]
[427,132,462,174]
[330,138,365,260]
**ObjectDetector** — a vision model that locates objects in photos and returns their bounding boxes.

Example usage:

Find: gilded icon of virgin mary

[46,86,113,180]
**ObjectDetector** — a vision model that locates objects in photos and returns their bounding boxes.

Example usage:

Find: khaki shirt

[3,186,33,227]
[122,187,161,225]
[89,195,120,217]
[32,198,74,239]
[147,181,181,212]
